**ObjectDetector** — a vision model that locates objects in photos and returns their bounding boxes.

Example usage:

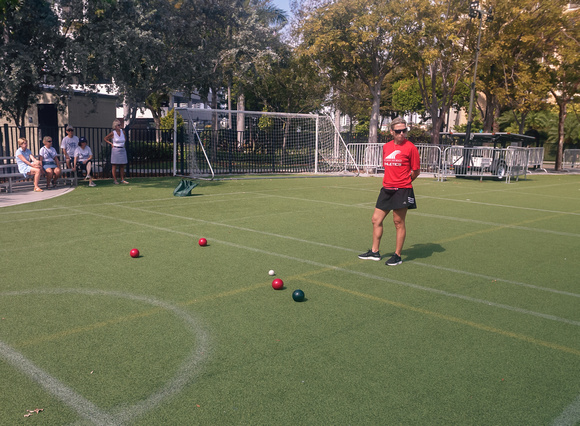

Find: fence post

[173,111,177,176]
[315,115,319,174]
[2,124,9,157]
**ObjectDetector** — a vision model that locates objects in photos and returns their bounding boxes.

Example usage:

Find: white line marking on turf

[413,212,580,238]
[4,195,574,299]
[0,289,210,425]
[0,212,88,224]
[252,192,580,235]
[552,393,580,426]
[71,207,580,327]
[111,203,580,299]
[0,340,116,425]
[328,181,580,208]
[408,262,580,298]
[0,191,277,217]
[120,191,578,239]
[0,229,151,254]
[419,195,580,216]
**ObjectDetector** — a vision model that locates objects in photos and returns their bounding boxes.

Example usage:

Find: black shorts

[375,187,417,211]
[76,160,91,174]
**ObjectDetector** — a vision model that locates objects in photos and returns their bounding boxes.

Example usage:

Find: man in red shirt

[358,117,421,265]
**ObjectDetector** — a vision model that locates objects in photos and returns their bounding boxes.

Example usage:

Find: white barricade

[346,143,382,173]
[347,143,442,178]
[563,149,580,169]
[348,142,534,182]
[442,146,529,183]
[415,144,443,179]
[521,147,544,169]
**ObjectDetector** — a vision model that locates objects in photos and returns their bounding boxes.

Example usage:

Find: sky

[271,0,291,14]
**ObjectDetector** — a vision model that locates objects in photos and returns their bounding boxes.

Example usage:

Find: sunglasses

[393,128,408,134]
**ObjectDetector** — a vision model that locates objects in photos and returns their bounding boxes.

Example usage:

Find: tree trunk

[211,89,218,130]
[227,80,232,130]
[430,109,444,145]
[368,83,381,144]
[428,89,443,145]
[237,94,245,149]
[555,100,566,171]
[518,112,527,135]
[482,90,495,132]
[493,100,500,133]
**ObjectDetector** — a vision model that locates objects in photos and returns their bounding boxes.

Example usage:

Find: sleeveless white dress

[111,129,127,164]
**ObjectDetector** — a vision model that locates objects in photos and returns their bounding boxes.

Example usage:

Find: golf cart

[440,132,536,180]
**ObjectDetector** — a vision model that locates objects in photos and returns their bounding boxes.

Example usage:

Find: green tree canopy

[295,0,421,143]
[401,0,474,143]
[392,78,425,117]
[540,5,580,169]
[0,0,66,128]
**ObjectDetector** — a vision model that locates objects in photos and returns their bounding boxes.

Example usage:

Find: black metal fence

[1,124,180,178]
[2,124,431,177]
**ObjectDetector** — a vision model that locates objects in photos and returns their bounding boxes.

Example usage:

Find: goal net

[173,108,358,177]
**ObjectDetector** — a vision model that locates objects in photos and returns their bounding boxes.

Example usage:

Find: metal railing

[1,125,550,181]
[563,149,580,169]
[523,147,544,169]
[346,143,444,179]
[442,146,529,183]
[346,143,382,173]
[1,125,179,178]
[416,144,444,179]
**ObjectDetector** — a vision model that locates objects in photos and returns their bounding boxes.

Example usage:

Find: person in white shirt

[74,136,96,187]
[39,136,61,188]
[61,126,79,168]
[104,119,129,184]
[15,137,44,192]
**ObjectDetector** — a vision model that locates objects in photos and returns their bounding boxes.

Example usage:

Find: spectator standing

[15,137,44,192]
[61,126,79,168]
[39,135,62,188]
[74,136,96,187]
[104,119,129,184]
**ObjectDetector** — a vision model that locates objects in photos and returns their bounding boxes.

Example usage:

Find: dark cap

[79,136,87,144]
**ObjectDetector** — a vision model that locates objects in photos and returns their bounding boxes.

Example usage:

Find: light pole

[464,1,493,146]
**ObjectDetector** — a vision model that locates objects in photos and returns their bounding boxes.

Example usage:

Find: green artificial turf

[0,175,579,424]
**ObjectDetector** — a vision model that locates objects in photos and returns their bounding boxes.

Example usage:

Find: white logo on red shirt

[384,150,402,167]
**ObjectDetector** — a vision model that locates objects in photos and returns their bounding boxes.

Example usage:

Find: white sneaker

[89,182,96,187]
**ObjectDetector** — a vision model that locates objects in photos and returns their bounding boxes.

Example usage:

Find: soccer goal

[173,108,358,178]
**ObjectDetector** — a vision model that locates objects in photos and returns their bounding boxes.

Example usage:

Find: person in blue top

[15,137,44,192]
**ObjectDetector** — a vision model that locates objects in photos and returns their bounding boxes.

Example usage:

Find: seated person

[39,135,61,188]
[15,137,44,192]
[74,136,96,187]
[61,126,79,168]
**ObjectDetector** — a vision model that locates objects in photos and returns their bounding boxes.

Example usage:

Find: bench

[0,155,77,193]
[0,159,26,193]
[56,154,78,187]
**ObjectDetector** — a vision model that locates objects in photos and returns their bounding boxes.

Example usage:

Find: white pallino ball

[268,270,275,276]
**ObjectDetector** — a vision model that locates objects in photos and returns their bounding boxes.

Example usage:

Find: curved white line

[0,289,210,425]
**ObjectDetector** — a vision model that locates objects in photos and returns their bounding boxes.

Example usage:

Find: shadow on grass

[403,242,445,261]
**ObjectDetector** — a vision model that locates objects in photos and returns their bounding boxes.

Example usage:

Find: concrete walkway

[0,186,75,208]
